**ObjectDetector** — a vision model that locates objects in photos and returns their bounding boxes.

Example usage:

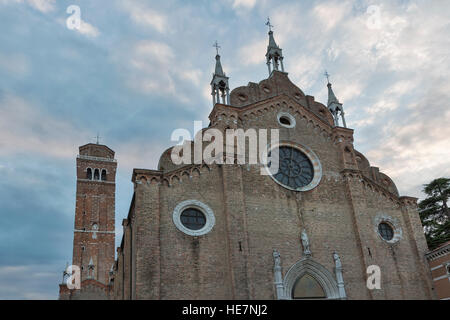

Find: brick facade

[59,144,116,300]
[426,241,450,300]
[110,71,434,300]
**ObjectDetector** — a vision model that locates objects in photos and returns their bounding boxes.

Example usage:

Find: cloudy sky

[0,0,449,299]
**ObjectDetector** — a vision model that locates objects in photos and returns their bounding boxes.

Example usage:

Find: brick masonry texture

[59,144,116,300]
[75,71,434,300]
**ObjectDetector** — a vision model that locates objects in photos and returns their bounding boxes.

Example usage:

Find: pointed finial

[213,41,221,55]
[324,70,331,84]
[266,17,274,32]
[94,133,101,145]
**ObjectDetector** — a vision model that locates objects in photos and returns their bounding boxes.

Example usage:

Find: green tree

[418,178,450,249]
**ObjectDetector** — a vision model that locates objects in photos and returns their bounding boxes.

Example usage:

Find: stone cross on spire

[210,41,230,106]
[265,18,284,75]
[94,133,101,145]
[213,40,221,55]
[266,17,273,32]
[324,70,331,84]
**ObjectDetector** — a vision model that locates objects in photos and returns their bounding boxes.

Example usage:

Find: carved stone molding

[172,200,215,237]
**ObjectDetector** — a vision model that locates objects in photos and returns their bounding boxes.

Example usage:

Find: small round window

[378,222,394,241]
[173,200,215,236]
[180,208,206,230]
[277,112,296,128]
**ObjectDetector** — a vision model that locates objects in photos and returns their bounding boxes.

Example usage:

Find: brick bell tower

[72,143,116,285]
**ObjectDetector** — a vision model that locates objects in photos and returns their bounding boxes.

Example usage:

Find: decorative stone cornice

[426,242,450,261]
[132,164,212,188]
[209,94,334,136]
[77,179,115,185]
[341,169,412,207]
[77,154,117,163]
[399,196,418,208]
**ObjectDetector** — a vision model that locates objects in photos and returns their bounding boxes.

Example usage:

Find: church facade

[60,28,434,300]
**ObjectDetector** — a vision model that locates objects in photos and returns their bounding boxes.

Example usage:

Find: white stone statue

[333,251,347,299]
[301,229,311,256]
[273,249,281,269]
[272,249,284,299]
[333,252,342,269]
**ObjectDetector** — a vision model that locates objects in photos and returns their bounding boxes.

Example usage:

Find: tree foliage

[418,178,450,249]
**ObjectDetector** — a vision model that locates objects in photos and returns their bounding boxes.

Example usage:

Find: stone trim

[264,141,322,192]
[172,200,215,237]
[426,243,450,261]
[341,169,416,207]
[77,154,116,163]
[432,274,450,282]
[77,179,115,185]
[282,257,340,300]
[74,229,115,234]
[277,111,296,128]
[133,164,212,188]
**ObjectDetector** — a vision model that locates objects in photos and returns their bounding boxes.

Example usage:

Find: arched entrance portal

[282,258,340,300]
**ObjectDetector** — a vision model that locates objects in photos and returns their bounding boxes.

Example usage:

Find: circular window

[277,112,296,128]
[180,208,206,230]
[265,143,322,192]
[173,200,215,236]
[378,222,394,241]
[374,215,402,244]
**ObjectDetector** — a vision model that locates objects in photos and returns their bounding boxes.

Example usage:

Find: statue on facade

[273,249,281,269]
[301,229,311,256]
[333,251,342,269]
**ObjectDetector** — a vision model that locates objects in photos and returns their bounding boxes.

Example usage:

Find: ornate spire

[210,41,230,106]
[214,54,224,77]
[325,71,347,128]
[265,17,285,75]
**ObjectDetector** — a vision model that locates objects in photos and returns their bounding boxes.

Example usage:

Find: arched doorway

[282,258,340,300]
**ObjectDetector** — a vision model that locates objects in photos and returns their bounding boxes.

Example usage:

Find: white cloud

[77,20,100,38]
[27,0,55,13]
[113,40,203,103]
[0,0,55,13]
[0,94,89,159]
[313,0,350,31]
[238,39,266,66]
[232,0,257,10]
[119,0,168,33]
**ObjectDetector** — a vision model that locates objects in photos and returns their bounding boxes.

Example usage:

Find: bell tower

[72,143,116,285]
[265,17,285,75]
[210,41,230,106]
[325,71,347,128]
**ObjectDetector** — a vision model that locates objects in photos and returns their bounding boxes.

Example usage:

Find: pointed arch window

[101,169,107,181]
[86,168,92,180]
[94,169,100,180]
